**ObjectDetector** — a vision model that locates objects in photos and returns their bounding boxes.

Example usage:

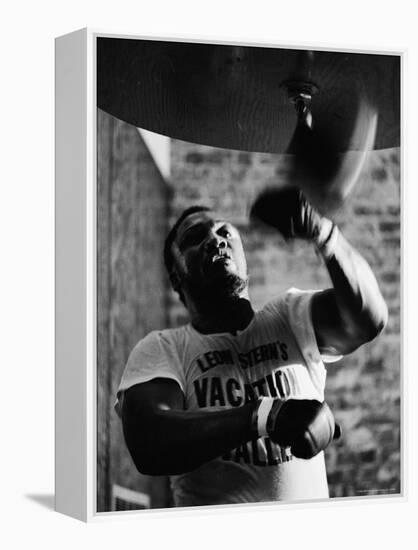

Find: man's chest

[181,327,322,409]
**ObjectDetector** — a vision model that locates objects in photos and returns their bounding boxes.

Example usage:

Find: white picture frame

[55,28,404,522]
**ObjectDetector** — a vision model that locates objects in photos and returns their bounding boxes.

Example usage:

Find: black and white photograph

[96,37,401,512]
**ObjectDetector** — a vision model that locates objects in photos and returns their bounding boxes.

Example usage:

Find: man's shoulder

[260,287,319,318]
[260,287,295,312]
[132,325,190,352]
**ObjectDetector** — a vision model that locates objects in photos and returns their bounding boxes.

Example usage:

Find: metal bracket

[281,80,319,129]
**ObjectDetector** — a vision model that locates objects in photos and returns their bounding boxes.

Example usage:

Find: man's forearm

[123,401,257,476]
[316,226,388,351]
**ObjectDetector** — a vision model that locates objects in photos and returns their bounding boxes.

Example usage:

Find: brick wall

[169,140,401,498]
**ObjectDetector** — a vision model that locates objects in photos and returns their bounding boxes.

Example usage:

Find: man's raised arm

[250,187,388,356]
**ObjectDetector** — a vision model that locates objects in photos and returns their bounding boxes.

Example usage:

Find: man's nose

[204,233,227,251]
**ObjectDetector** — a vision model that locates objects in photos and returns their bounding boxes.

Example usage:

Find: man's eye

[179,229,205,249]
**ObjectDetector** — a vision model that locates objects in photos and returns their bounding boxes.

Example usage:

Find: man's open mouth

[211,251,231,263]
[202,250,233,273]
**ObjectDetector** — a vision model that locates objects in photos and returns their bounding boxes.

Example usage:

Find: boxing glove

[252,397,341,459]
[250,187,337,253]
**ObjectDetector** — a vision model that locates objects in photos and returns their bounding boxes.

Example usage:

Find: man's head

[164,206,249,307]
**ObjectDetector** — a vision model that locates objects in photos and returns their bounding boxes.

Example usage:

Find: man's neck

[189,296,255,335]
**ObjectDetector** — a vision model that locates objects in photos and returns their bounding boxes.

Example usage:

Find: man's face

[171,210,249,301]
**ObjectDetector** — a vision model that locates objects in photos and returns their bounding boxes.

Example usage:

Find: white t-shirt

[115,288,339,506]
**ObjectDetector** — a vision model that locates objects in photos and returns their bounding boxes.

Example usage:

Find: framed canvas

[55,29,403,521]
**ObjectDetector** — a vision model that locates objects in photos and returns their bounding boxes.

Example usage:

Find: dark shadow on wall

[96,109,171,512]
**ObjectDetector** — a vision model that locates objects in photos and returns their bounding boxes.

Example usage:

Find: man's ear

[169,269,186,305]
[169,269,181,292]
